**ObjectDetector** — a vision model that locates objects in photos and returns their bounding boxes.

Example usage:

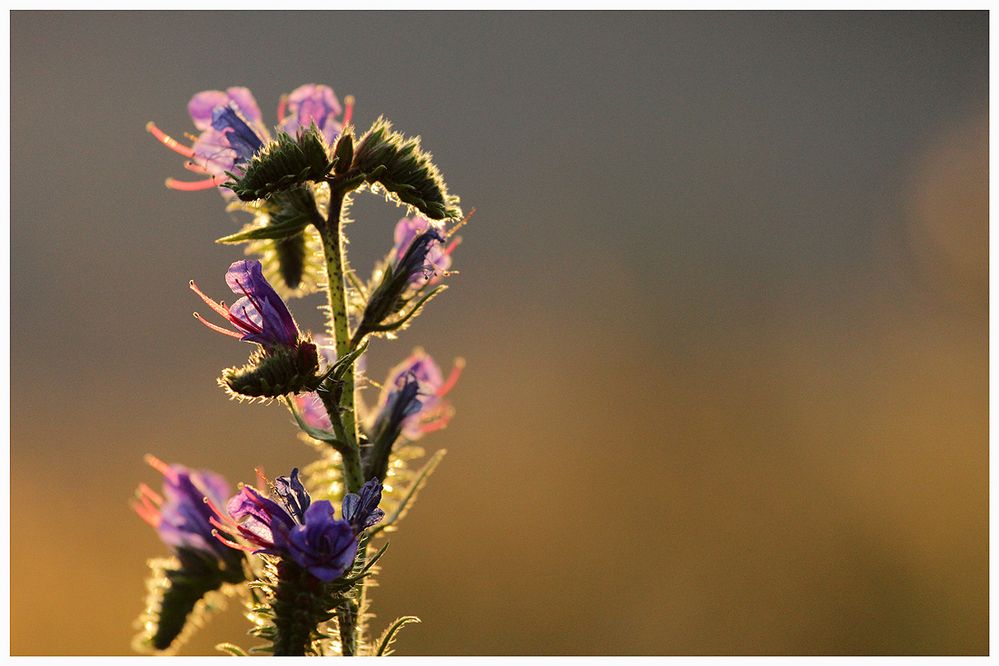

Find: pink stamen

[146,121,196,159]
[138,482,164,506]
[445,236,463,256]
[189,281,232,319]
[204,496,237,528]
[437,358,465,398]
[277,94,288,123]
[212,528,255,552]
[133,500,161,528]
[165,177,219,191]
[144,454,180,484]
[193,312,243,339]
[418,418,451,436]
[343,95,355,127]
[235,279,266,319]
[446,208,476,239]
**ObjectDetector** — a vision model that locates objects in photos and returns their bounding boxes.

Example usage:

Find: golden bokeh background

[11,11,987,655]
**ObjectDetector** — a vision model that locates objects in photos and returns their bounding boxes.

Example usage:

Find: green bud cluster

[352,117,462,221]
[220,342,321,400]
[225,127,336,202]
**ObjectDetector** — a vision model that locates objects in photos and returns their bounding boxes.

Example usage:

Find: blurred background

[10,11,987,656]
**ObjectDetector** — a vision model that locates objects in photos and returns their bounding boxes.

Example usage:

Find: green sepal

[352,116,462,221]
[224,126,335,202]
[220,342,321,400]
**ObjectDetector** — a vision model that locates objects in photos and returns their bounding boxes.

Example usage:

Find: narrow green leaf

[370,449,447,536]
[375,616,421,656]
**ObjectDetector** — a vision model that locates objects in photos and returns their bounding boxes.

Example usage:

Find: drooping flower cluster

[212,471,383,582]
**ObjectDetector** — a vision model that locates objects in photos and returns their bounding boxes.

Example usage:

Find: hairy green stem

[318,184,362,493]
[318,179,365,655]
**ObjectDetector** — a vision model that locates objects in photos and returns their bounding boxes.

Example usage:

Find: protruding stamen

[193,312,243,339]
[138,482,164,506]
[204,496,237,528]
[211,528,254,552]
[147,121,196,158]
[144,454,180,484]
[446,208,475,239]
[437,358,465,397]
[165,177,219,191]
[189,280,232,318]
[184,161,211,175]
[277,94,288,123]
[132,499,161,528]
[445,236,463,256]
[229,305,263,335]
[343,95,355,127]
[255,467,268,491]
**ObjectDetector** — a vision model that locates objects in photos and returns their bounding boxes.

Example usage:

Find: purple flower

[341,478,385,533]
[213,469,383,582]
[190,259,300,349]
[278,84,352,146]
[148,84,354,196]
[371,349,463,441]
[132,454,243,572]
[283,501,358,581]
[147,86,269,194]
[392,216,459,285]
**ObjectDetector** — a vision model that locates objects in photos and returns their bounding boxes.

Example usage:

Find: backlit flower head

[147,84,353,196]
[210,469,383,582]
[132,454,244,574]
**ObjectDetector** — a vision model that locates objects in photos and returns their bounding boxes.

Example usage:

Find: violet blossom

[132,454,244,574]
[392,215,460,285]
[371,349,463,442]
[212,470,383,582]
[190,259,301,350]
[147,84,352,195]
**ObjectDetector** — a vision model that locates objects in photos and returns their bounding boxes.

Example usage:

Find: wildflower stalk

[317,181,363,494]
[318,176,366,656]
